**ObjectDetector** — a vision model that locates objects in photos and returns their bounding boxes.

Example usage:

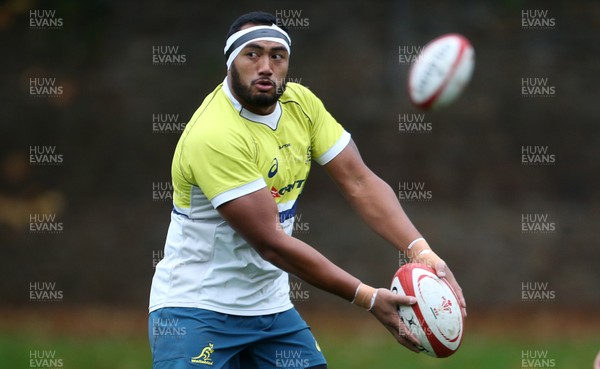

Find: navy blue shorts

[148,307,327,369]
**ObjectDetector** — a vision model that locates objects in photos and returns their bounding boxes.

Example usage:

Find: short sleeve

[180,129,266,208]
[304,89,351,165]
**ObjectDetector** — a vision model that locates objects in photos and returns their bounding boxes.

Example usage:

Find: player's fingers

[398,335,421,353]
[443,268,467,310]
[392,294,417,307]
[398,320,422,349]
[435,261,468,318]
[392,319,421,352]
[376,288,416,307]
[376,314,421,352]
[373,289,422,351]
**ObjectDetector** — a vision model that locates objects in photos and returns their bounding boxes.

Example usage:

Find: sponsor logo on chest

[266,143,311,198]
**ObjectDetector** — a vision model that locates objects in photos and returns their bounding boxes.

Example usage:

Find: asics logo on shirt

[268,158,279,178]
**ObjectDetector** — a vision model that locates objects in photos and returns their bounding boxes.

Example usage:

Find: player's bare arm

[217,187,358,300]
[324,139,467,317]
[216,186,423,352]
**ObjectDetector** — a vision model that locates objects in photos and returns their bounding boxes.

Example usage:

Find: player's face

[229,40,289,115]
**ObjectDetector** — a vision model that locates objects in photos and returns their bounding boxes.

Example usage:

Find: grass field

[2,307,598,369]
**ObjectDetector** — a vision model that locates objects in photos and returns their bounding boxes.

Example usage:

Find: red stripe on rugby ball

[395,263,463,358]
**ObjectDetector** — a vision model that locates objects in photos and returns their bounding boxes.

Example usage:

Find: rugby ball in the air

[391,263,463,358]
[408,33,474,110]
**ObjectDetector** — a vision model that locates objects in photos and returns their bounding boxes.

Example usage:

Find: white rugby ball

[408,33,474,110]
[391,263,463,358]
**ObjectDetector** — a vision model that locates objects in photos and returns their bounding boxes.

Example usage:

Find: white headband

[224,24,291,70]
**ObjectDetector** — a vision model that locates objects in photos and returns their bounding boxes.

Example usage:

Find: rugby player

[149,11,466,369]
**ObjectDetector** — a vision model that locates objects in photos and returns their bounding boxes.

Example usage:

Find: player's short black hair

[225,11,288,39]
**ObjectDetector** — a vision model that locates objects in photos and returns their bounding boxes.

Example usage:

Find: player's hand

[413,251,467,318]
[369,288,422,353]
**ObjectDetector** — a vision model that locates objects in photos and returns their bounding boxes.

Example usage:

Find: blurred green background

[1,0,598,368]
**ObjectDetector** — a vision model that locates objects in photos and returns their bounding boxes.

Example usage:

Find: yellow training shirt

[149,78,351,315]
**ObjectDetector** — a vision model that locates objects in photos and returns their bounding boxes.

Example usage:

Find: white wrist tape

[351,283,377,310]
[407,237,425,250]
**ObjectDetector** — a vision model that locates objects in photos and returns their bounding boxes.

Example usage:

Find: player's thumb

[390,292,417,307]
[434,259,448,278]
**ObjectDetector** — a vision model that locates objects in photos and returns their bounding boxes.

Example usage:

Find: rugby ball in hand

[390,263,463,358]
[408,33,474,110]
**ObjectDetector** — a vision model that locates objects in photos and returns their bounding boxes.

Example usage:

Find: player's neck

[239,101,276,115]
